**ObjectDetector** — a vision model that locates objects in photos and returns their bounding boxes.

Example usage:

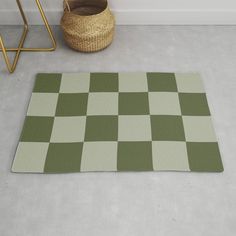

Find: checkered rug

[12,72,223,173]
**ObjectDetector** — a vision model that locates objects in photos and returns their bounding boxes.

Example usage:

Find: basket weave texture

[61,0,115,52]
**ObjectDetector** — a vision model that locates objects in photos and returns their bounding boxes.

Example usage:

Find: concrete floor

[0,26,236,236]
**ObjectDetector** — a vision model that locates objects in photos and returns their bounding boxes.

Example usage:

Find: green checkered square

[90,73,118,92]
[44,143,83,173]
[117,142,153,171]
[34,73,61,93]
[20,116,54,142]
[13,72,223,173]
[119,92,149,115]
[179,93,210,116]
[85,116,118,141]
[187,142,223,172]
[56,93,88,116]
[147,72,177,92]
[151,115,185,141]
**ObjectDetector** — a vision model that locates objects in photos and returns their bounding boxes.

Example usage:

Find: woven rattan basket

[61,0,115,52]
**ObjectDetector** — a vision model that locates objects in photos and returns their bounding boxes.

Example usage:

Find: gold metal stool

[0,0,57,73]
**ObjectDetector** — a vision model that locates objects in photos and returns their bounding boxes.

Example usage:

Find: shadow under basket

[61,0,115,52]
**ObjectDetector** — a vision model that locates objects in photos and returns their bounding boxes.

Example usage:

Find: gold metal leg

[0,0,57,73]
[0,0,28,73]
